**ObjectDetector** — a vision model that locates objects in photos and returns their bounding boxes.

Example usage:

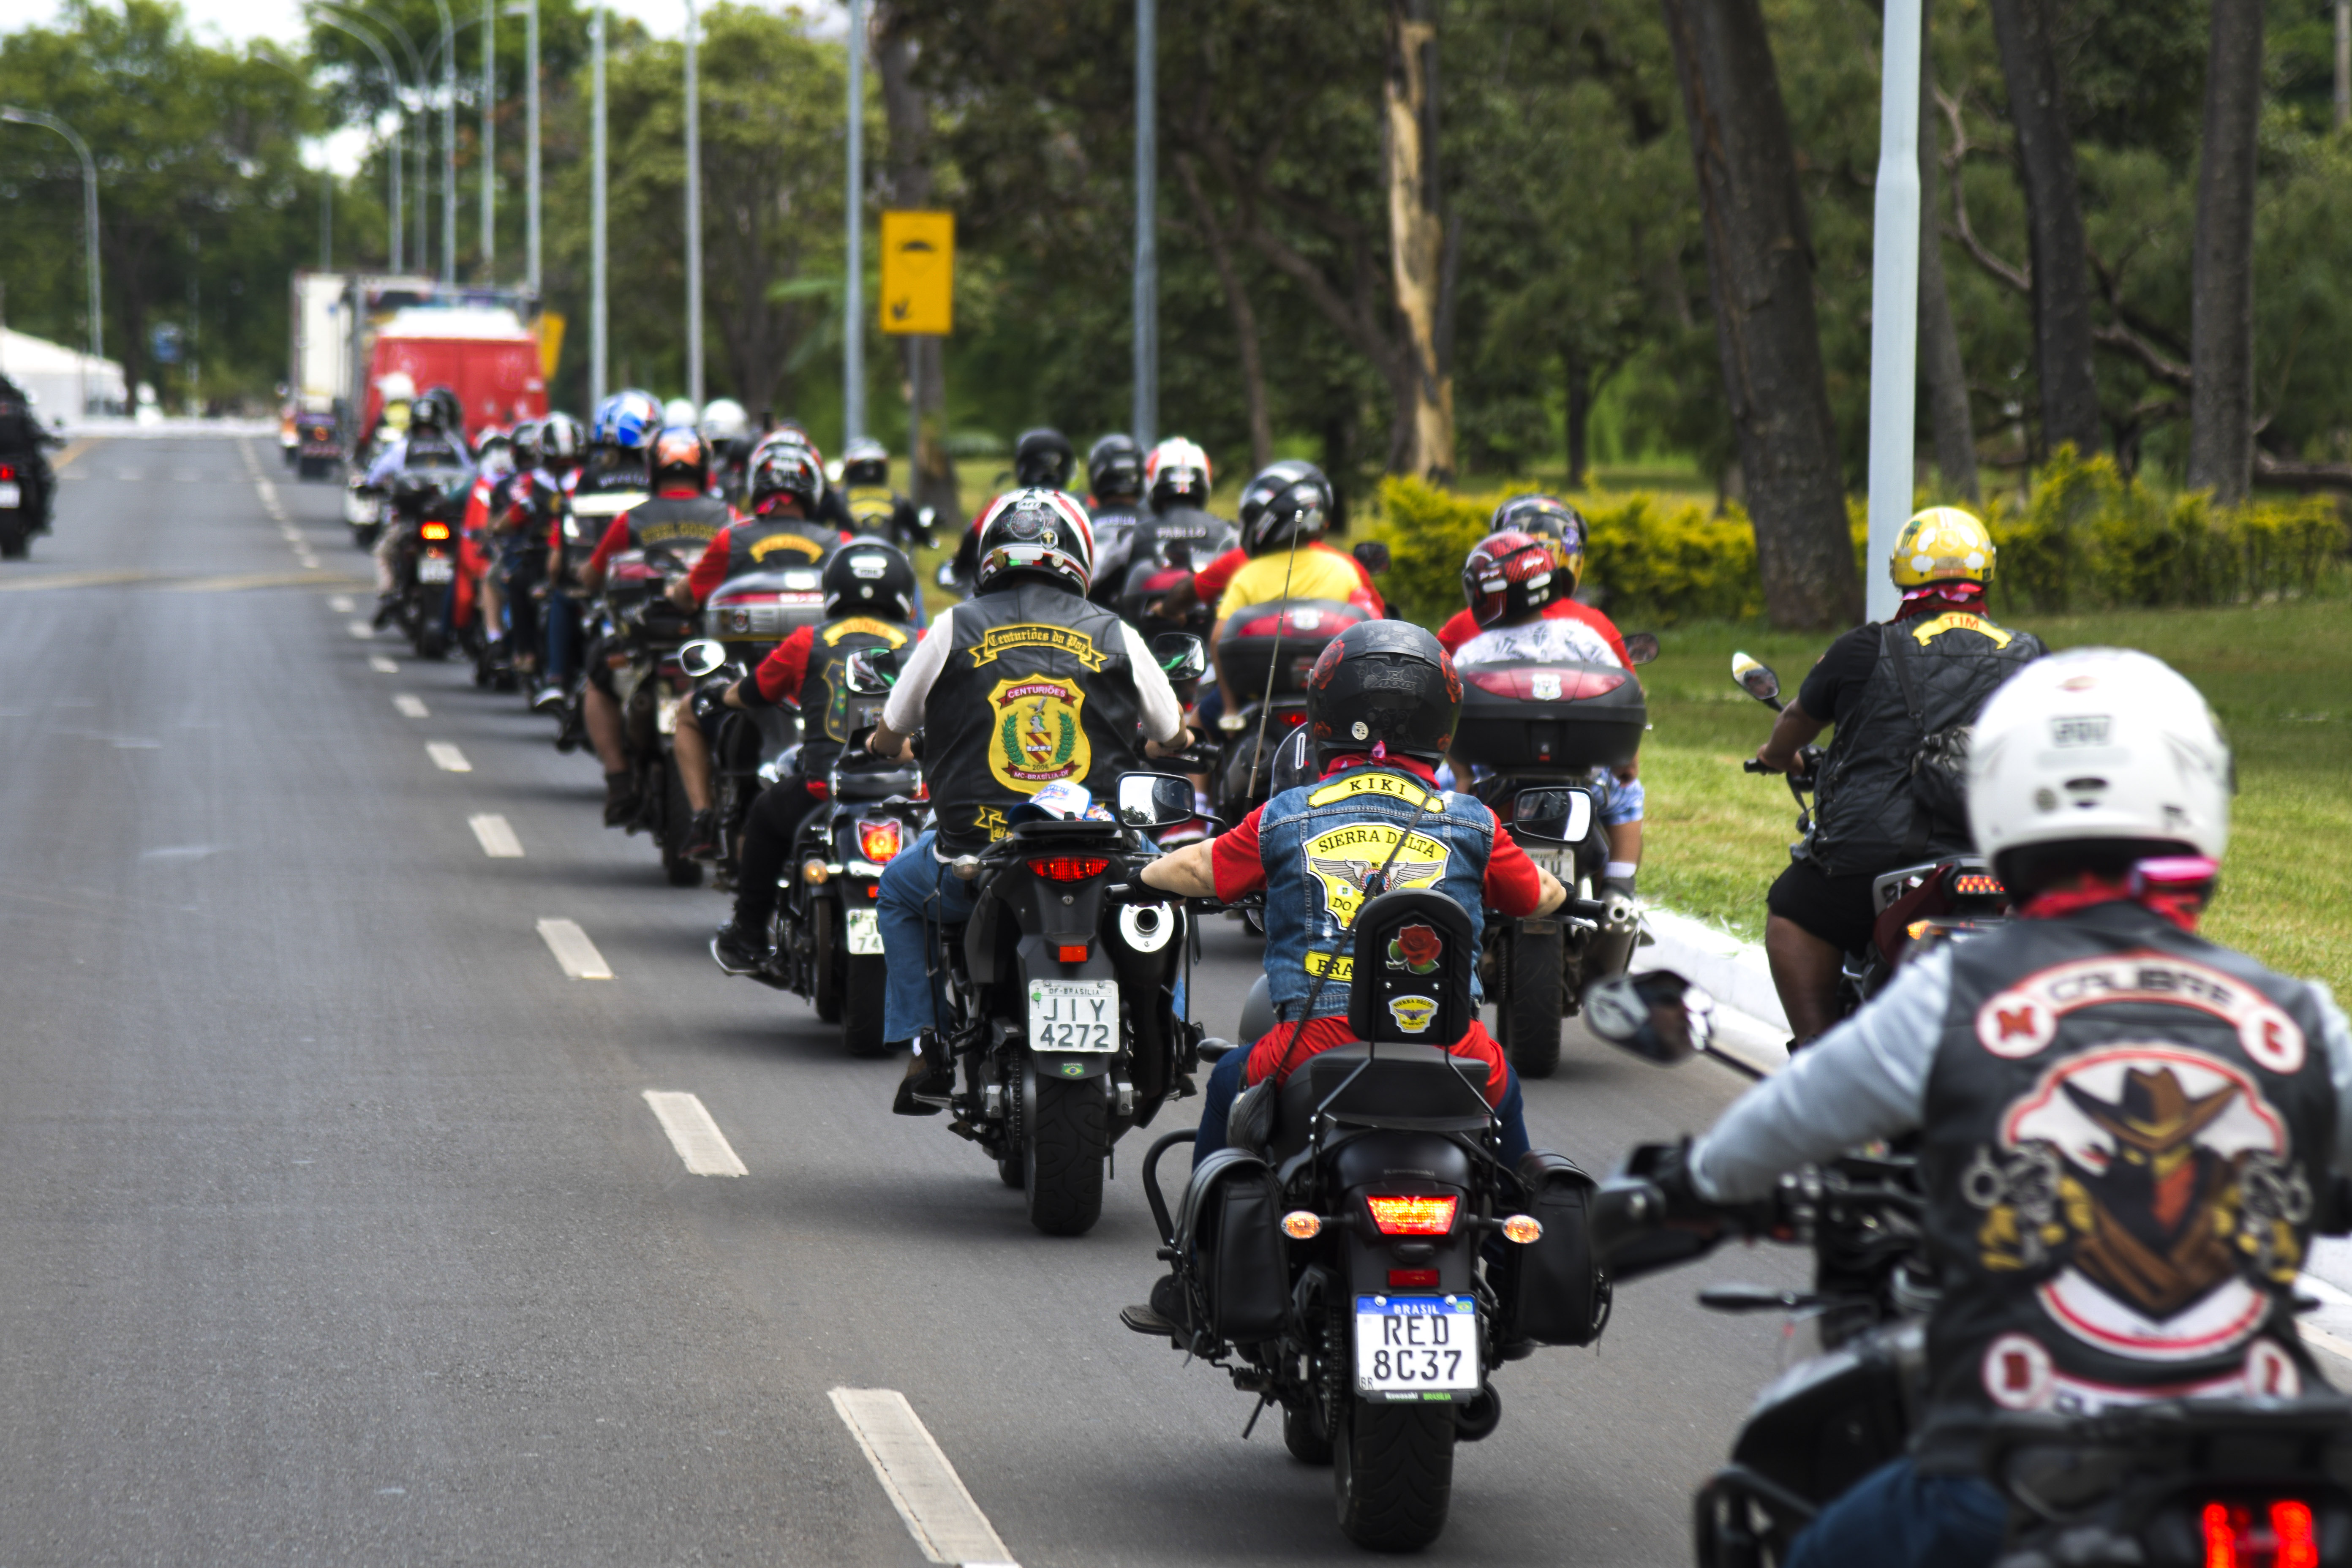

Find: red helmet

[1461,530,1563,628]
[1488,494,1589,590]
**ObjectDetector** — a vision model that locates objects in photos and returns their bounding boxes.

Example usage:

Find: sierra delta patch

[1301,822,1450,927]
[988,676,1092,792]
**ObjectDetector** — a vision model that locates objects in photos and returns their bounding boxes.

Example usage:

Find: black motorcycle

[601,544,705,885]
[779,740,927,1056]
[1130,840,1611,1552]
[1733,651,2012,1018]
[383,465,474,659]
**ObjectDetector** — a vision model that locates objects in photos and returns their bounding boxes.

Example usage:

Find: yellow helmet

[1889,506,1995,588]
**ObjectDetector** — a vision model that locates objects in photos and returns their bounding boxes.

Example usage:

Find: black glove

[690,678,733,726]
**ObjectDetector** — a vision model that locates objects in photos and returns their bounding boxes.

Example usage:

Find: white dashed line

[392,693,429,719]
[640,1090,747,1176]
[425,742,471,772]
[348,620,375,640]
[830,1389,1017,1567]
[368,656,399,674]
[536,917,612,979]
[328,595,356,613]
[468,814,524,858]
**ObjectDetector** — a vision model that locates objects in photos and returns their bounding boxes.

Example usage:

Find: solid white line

[425,741,471,772]
[393,693,429,719]
[830,1389,1016,1567]
[538,917,614,980]
[468,813,524,858]
[641,1090,747,1177]
[328,594,356,613]
[368,656,399,674]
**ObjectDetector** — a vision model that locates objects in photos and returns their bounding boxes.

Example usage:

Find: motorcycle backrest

[1273,1043,1492,1161]
[1346,889,1475,1048]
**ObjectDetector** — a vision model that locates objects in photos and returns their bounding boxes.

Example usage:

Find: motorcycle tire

[1501,924,1565,1080]
[659,765,703,887]
[0,518,27,560]
[841,953,889,1056]
[1023,1075,1107,1236]
[1333,1396,1454,1552]
[811,902,844,1023]
[1283,1398,1334,1467]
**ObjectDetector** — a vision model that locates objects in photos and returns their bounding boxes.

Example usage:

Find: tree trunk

[2187,0,2263,504]
[1173,152,1273,472]
[1564,344,1594,489]
[1384,0,1454,483]
[1658,0,1860,629]
[1987,0,2102,457]
[1916,0,1980,503]
[874,8,961,528]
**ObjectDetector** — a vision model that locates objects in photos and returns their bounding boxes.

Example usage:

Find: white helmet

[662,396,699,430]
[377,370,417,404]
[1967,648,2231,868]
[699,397,749,444]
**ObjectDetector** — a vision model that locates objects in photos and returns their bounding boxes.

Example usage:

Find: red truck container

[359,304,548,441]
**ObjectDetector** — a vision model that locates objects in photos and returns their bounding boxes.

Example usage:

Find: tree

[1917,0,1979,502]
[1658,0,1859,628]
[872,4,962,526]
[1384,0,1454,481]
[2186,0,2263,501]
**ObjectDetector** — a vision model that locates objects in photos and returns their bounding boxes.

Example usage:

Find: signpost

[879,211,954,337]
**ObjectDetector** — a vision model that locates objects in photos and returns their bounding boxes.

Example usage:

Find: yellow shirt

[1215,543,1364,622]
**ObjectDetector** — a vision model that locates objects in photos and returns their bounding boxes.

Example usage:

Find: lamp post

[3,105,104,415]
[684,0,702,407]
[425,0,457,284]
[479,0,494,276]
[526,0,539,294]
[1132,0,1157,446]
[321,3,425,271]
[843,0,863,441]
[1863,0,1924,623]
[591,0,607,406]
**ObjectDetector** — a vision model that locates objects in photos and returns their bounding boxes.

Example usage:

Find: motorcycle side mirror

[1116,770,1197,829]
[1352,539,1391,576]
[1509,787,1594,846]
[1622,632,1660,666]
[1582,970,1712,1066]
[678,638,728,679]
[1731,651,1781,706]
[1697,1284,1819,1315]
[842,647,899,696]
[1149,632,1208,683]
[934,560,959,590]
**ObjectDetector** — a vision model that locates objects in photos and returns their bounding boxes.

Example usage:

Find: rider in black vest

[1634,648,2352,1568]
[1082,433,1147,607]
[672,438,845,612]
[1753,507,2045,1042]
[866,488,1193,1111]
[708,541,922,974]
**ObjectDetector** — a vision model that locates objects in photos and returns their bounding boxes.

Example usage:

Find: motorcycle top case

[1497,1150,1609,1348]
[1450,659,1646,771]
[1215,599,1370,701]
[1175,1147,1291,1346]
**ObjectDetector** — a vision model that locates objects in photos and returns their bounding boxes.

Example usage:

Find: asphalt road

[0,433,1821,1567]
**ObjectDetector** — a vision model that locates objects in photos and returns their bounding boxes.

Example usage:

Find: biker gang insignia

[969,623,1108,671]
[1387,995,1439,1034]
[1964,1044,2306,1369]
[1975,953,2305,1070]
[1301,823,1449,926]
[986,677,1092,792]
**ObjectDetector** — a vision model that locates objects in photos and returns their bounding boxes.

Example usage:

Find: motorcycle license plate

[843,906,883,956]
[416,555,456,584]
[1354,1296,1479,1401]
[1028,979,1118,1052]
[0,482,19,509]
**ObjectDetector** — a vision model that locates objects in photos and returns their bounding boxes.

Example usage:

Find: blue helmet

[592,388,663,451]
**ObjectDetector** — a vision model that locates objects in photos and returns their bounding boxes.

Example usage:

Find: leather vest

[1809,610,2044,875]
[800,615,915,772]
[725,513,836,579]
[404,430,463,467]
[844,484,902,536]
[1254,766,1497,1022]
[1915,903,2336,1462]
[620,494,728,558]
[923,581,1143,853]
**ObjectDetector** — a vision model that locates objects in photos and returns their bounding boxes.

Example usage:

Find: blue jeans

[878,829,980,1045]
[1190,1045,1530,1169]
[1783,1458,2006,1568]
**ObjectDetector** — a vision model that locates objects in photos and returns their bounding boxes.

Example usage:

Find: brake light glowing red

[1387,1269,1440,1288]
[1367,1195,1457,1236]
[1952,872,2006,897]
[1056,943,1089,963]
[2201,1500,2320,1568]
[857,819,902,863]
[1466,667,1627,701]
[1279,710,1306,728]
[1027,856,1110,882]
[0,465,14,480]
[2276,1501,2319,1568]
[421,521,452,541]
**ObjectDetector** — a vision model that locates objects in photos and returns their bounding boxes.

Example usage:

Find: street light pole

[320,5,424,271]
[3,105,106,411]
[1864,0,1924,623]
[684,0,702,408]
[526,0,540,294]
[480,0,494,276]
[843,0,864,442]
[591,0,608,406]
[1132,0,1157,446]
[426,0,457,285]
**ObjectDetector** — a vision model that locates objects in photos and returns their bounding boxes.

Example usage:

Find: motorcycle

[383,465,475,659]
[0,449,42,559]
[1211,597,1374,835]
[1450,631,1660,1079]
[294,411,341,482]
[602,543,706,885]
[1128,811,1612,1552]
[1732,651,2013,1018]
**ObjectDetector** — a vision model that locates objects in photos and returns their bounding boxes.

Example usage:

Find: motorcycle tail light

[1028,856,1110,882]
[0,465,14,480]
[1951,871,2006,897]
[1367,1195,1457,1236]
[2200,1500,2319,1568]
[1466,667,1627,700]
[1056,943,1090,963]
[857,820,903,863]
[1387,1269,1440,1288]
[1279,710,1306,728]
[421,521,452,541]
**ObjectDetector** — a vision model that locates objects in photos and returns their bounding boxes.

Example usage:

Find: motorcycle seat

[1266,1042,1491,1161]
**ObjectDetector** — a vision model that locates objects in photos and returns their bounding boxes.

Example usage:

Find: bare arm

[1139,838,1218,898]
[1755,700,1827,773]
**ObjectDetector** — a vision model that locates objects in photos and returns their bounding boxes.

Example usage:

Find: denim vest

[1256,764,1498,1021]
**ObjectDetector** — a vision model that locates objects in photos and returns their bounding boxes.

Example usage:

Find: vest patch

[987,677,1092,791]
[1909,610,2014,648]
[750,532,825,563]
[972,623,1108,671]
[1305,950,1353,982]
[822,617,909,647]
[1301,823,1450,926]
[1974,953,2306,1072]
[1307,772,1443,813]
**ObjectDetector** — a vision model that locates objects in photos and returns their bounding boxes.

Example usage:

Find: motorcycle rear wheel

[0,517,28,560]
[841,953,889,1056]
[1333,1396,1454,1552]
[1023,1075,1106,1236]
[1501,925,1564,1080]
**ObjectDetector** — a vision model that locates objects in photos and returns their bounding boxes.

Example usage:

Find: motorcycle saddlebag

[1450,659,1646,771]
[1175,1147,1290,1345]
[1499,1149,1610,1347]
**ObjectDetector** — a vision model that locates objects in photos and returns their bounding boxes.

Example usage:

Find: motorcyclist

[1136,619,1568,1168]
[699,397,752,501]
[1159,459,1380,629]
[1751,506,2046,1042]
[452,427,514,655]
[365,388,473,623]
[1433,496,1627,662]
[667,437,848,613]
[706,539,925,973]
[869,487,1192,1113]
[1628,647,2352,1567]
[1207,460,1383,716]
[473,419,541,682]
[534,391,660,713]
[949,426,1076,587]
[1081,433,1147,607]
[0,373,60,534]
[580,427,733,831]
[505,412,581,695]
[838,436,929,552]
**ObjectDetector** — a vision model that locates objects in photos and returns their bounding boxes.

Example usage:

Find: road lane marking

[392,693,429,719]
[829,1389,1016,1567]
[328,594,355,612]
[641,1090,747,1176]
[468,814,523,858]
[368,656,399,673]
[425,742,471,772]
[348,620,376,639]
[539,917,614,979]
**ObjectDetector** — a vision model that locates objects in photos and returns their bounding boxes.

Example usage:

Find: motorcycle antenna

[1243,522,1307,799]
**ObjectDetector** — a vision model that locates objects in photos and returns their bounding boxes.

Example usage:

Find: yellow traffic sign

[880,210,954,336]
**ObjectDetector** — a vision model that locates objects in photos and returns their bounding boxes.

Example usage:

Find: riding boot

[602,771,639,828]
[891,1032,953,1116]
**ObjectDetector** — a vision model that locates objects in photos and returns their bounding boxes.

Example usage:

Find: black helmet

[508,419,543,468]
[1086,433,1144,499]
[1013,427,1075,489]
[975,487,1095,595]
[539,412,585,468]
[408,391,448,434]
[841,436,890,488]
[1305,620,1461,765]
[651,425,711,488]
[747,440,825,512]
[1239,460,1332,557]
[419,384,463,433]
[822,539,918,621]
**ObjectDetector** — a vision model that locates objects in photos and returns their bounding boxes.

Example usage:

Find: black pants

[1767,856,1883,956]
[733,776,826,931]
